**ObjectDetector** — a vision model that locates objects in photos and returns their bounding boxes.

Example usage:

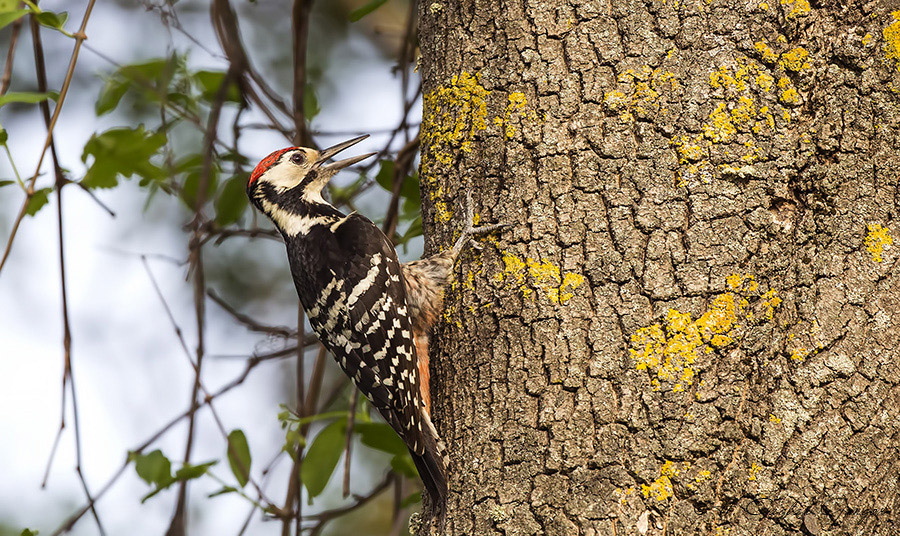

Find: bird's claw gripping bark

[451,189,508,254]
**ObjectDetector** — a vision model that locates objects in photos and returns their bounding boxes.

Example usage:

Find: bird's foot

[451,189,508,253]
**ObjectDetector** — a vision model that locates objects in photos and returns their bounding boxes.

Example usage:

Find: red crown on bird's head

[248,147,299,186]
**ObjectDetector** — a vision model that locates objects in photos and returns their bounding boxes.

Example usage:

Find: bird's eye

[290,152,306,165]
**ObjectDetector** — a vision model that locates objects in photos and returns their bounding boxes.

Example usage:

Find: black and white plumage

[246,136,448,516]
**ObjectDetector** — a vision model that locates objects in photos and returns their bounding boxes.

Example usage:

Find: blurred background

[0,0,425,534]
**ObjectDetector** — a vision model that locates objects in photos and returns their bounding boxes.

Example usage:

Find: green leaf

[400,172,421,215]
[136,459,214,503]
[399,491,422,509]
[226,429,252,488]
[34,10,67,31]
[95,78,129,115]
[107,56,180,107]
[283,428,306,461]
[348,0,388,22]
[0,91,57,107]
[94,57,183,116]
[119,57,174,88]
[0,0,20,10]
[133,450,172,486]
[374,160,420,201]
[374,159,394,192]
[355,422,407,456]
[140,484,173,503]
[301,419,346,500]
[390,452,418,479]
[0,128,7,145]
[396,215,423,252]
[208,486,238,498]
[24,188,52,217]
[0,180,14,188]
[215,175,249,226]
[193,70,241,103]
[303,83,319,121]
[19,530,38,536]
[181,169,219,209]
[81,126,167,189]
[173,460,217,481]
[0,9,27,30]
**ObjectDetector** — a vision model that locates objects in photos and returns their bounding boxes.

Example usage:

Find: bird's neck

[259,187,345,238]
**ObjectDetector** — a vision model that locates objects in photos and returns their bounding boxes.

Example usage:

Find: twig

[0,0,97,275]
[279,305,308,536]
[73,181,116,217]
[389,478,405,536]
[199,224,282,246]
[295,305,305,536]
[29,14,106,535]
[166,54,240,536]
[304,345,328,416]
[342,391,359,498]
[51,349,272,536]
[211,0,292,140]
[291,0,314,146]
[398,0,417,144]
[0,16,23,95]
[382,136,420,240]
[308,473,395,536]
[142,258,274,508]
[207,288,297,338]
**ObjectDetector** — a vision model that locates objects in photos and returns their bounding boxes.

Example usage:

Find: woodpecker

[247,134,503,518]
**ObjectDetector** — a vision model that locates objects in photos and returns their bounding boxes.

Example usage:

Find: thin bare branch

[211,0,292,140]
[28,14,105,534]
[398,0,417,145]
[294,305,305,536]
[342,391,359,498]
[73,181,116,217]
[207,288,296,338]
[0,0,97,275]
[166,47,241,535]
[0,16,24,95]
[143,257,274,508]
[308,473,395,536]
[382,136,420,240]
[291,0,314,147]
[199,223,282,246]
[51,348,273,536]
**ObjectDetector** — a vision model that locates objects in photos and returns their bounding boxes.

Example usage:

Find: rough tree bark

[416,0,900,535]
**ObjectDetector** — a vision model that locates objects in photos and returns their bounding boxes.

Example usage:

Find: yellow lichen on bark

[883,11,900,71]
[672,56,794,185]
[754,41,778,64]
[420,73,539,222]
[631,274,782,392]
[605,66,678,122]
[642,461,679,501]
[778,47,810,72]
[865,223,893,262]
[497,251,584,304]
[781,0,810,19]
[748,462,762,481]
[421,71,489,169]
[493,92,536,138]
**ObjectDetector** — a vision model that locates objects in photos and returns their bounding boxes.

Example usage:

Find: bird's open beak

[315,134,376,173]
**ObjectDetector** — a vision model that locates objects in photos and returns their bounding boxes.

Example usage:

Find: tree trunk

[417,1,900,535]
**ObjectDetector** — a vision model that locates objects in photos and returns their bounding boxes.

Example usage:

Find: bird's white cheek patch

[261,199,331,237]
[261,163,304,192]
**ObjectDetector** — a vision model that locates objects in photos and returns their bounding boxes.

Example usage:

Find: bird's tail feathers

[410,414,448,521]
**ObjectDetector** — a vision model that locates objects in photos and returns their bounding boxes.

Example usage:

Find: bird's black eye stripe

[290,152,306,165]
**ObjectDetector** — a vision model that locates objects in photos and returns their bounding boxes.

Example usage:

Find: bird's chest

[285,230,354,309]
